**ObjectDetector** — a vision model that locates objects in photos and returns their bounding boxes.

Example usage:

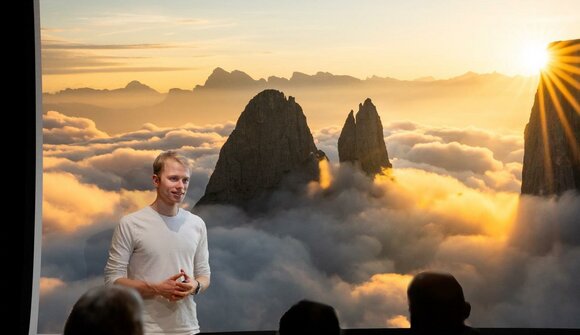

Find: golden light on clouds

[318,159,333,189]
[350,273,412,327]
[43,172,121,232]
[43,171,160,233]
[43,156,73,170]
[386,315,410,328]
[380,168,466,207]
[352,273,412,304]
[40,277,66,297]
[376,168,519,236]
[43,111,109,143]
[119,189,156,213]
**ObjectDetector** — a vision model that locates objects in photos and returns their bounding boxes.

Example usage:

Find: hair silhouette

[279,299,340,335]
[63,286,144,335]
[407,271,476,334]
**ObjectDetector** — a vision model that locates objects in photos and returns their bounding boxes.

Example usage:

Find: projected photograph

[39,1,579,333]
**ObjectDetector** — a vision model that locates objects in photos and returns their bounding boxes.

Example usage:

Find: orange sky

[40,0,579,92]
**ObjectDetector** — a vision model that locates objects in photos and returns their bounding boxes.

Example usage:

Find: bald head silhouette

[407,272,474,334]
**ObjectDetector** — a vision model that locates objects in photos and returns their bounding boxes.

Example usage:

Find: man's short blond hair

[153,151,191,175]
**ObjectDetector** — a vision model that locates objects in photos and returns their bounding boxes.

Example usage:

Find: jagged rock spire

[338,98,392,175]
[195,89,323,210]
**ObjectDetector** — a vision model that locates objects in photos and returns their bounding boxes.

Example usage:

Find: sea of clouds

[39,111,580,332]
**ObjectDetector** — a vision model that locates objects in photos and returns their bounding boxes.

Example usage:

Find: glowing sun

[521,42,550,74]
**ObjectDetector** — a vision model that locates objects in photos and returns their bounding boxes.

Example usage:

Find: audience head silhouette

[407,271,475,334]
[279,299,340,335]
[63,286,144,335]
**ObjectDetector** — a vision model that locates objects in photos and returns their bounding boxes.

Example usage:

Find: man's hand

[179,269,198,296]
[153,272,194,301]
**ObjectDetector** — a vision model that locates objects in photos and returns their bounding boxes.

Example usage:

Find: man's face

[153,159,190,205]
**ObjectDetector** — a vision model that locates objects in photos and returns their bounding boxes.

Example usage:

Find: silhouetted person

[63,285,144,335]
[407,272,479,335]
[279,299,341,335]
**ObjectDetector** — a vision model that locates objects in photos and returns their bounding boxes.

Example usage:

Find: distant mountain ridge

[47,80,160,95]
[44,67,522,106]
[43,80,164,110]
[196,67,267,90]
[44,68,526,96]
[191,67,520,91]
[42,68,538,134]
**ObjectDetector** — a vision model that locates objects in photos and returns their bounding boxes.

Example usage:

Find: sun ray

[538,73,554,194]
[542,71,580,162]
[550,41,580,55]
[555,56,580,64]
[544,67,580,114]
[551,61,580,75]
[550,67,580,91]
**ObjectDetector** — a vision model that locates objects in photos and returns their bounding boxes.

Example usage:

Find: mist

[42,71,538,135]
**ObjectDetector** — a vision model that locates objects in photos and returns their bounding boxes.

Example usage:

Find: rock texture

[338,111,357,162]
[521,39,580,196]
[195,89,322,209]
[338,98,392,175]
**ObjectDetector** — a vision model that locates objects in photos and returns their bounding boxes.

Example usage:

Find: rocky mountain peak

[521,39,580,196]
[195,89,323,210]
[338,110,357,163]
[338,98,392,175]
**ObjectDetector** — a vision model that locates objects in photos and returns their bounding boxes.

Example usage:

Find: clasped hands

[155,269,196,302]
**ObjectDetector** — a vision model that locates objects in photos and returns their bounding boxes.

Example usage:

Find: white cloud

[40,118,580,332]
[406,141,503,174]
[43,172,121,233]
[43,111,109,144]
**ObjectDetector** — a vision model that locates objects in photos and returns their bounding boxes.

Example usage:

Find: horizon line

[42,68,539,94]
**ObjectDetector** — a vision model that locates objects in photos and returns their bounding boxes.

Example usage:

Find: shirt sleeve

[193,218,211,278]
[104,217,134,286]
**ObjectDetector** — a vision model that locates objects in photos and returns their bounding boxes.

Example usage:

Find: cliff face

[521,39,580,196]
[338,111,357,162]
[195,89,322,209]
[338,98,392,175]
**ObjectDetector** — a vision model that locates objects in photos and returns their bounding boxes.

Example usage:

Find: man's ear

[463,302,471,320]
[152,174,160,187]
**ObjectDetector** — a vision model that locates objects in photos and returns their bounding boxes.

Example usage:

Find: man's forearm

[114,277,159,298]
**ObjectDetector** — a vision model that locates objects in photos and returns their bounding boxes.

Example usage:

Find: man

[64,286,144,335]
[105,151,211,335]
[407,271,479,335]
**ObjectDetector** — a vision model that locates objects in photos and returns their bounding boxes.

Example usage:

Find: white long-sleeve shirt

[105,206,210,335]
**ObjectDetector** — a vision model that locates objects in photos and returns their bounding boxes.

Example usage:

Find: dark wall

[13,1,38,334]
